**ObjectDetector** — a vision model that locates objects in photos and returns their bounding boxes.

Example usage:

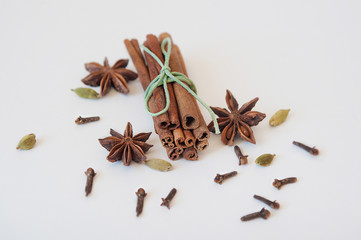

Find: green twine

[141,37,220,134]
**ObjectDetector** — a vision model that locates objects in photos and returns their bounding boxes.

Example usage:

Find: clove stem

[241,208,270,221]
[234,145,248,165]
[161,188,177,209]
[293,141,319,155]
[85,168,96,196]
[136,188,147,217]
[253,194,280,209]
[75,116,100,125]
[214,171,238,184]
[273,177,297,190]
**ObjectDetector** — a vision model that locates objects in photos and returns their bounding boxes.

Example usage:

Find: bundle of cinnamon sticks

[124,33,210,160]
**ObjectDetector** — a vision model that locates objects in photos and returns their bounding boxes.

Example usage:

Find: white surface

[1,0,361,239]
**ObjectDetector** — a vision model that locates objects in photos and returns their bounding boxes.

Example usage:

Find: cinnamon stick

[173,128,186,147]
[183,130,195,147]
[183,147,198,161]
[124,39,150,90]
[175,146,184,155]
[174,43,210,141]
[192,102,210,141]
[157,127,175,148]
[130,39,143,59]
[166,147,182,160]
[124,39,172,145]
[143,40,170,129]
[124,39,159,125]
[159,32,200,130]
[195,139,209,151]
[126,34,208,161]
[145,34,180,130]
[166,84,180,130]
[174,44,188,76]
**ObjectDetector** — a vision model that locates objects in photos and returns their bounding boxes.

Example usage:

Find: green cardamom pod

[269,109,290,126]
[72,88,100,99]
[145,159,173,172]
[255,154,276,166]
[16,133,36,150]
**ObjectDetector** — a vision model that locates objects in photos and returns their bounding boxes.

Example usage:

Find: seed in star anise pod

[98,122,153,166]
[208,90,266,145]
[81,57,138,96]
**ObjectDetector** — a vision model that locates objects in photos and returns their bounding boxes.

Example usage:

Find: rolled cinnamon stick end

[195,139,209,151]
[193,126,210,142]
[183,147,198,161]
[192,103,210,141]
[166,147,182,160]
[183,130,195,147]
[175,146,184,155]
[159,32,200,130]
[157,127,175,148]
[173,128,186,147]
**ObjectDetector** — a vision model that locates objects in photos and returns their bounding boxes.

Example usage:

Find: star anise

[98,122,153,166]
[208,90,266,145]
[82,57,138,96]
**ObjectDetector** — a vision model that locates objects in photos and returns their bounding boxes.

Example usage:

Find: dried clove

[273,177,297,190]
[253,194,280,209]
[84,168,96,196]
[234,145,248,165]
[75,116,100,124]
[214,171,238,184]
[241,208,270,221]
[136,188,147,217]
[161,188,177,209]
[293,141,319,155]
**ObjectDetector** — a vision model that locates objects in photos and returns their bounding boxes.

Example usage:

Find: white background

[1,0,361,239]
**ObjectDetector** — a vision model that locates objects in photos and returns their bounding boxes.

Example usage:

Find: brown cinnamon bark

[124,39,150,90]
[166,84,180,130]
[145,35,180,130]
[174,43,210,141]
[125,34,207,161]
[174,44,188,76]
[195,139,209,151]
[166,147,182,160]
[183,130,195,147]
[192,104,210,141]
[131,39,143,59]
[175,146,184,155]
[183,147,198,161]
[159,33,200,130]
[173,128,186,147]
[156,127,175,148]
[124,39,159,126]
[124,39,172,145]
[143,40,170,129]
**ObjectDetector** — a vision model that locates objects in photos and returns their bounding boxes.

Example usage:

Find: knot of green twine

[141,37,220,134]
